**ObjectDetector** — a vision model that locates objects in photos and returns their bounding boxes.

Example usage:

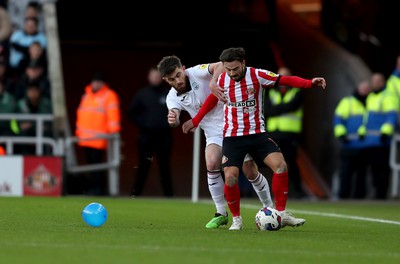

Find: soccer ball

[82,202,108,227]
[255,207,282,231]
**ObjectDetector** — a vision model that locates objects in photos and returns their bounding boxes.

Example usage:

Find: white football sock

[207,170,227,216]
[249,173,273,208]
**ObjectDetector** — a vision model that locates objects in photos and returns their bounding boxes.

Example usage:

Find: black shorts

[222,132,281,168]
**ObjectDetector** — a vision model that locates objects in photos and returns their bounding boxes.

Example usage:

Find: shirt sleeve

[192,93,219,127]
[278,75,312,88]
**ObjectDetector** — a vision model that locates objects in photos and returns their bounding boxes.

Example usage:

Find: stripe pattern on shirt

[219,67,278,137]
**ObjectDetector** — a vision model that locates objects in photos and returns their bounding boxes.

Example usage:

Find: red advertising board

[23,156,63,196]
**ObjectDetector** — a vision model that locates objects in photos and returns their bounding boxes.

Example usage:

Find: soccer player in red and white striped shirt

[183,47,326,230]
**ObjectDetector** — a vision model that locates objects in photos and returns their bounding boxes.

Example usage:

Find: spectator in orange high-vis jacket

[0,145,5,155]
[73,72,121,196]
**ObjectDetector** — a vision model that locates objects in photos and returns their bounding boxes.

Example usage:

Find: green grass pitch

[0,196,399,264]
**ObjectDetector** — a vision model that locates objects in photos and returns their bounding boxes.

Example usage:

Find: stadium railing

[389,133,400,198]
[0,113,121,195]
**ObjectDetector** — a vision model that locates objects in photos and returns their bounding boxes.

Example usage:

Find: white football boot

[229,216,243,230]
[280,211,305,228]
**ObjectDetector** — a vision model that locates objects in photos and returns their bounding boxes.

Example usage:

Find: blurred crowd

[0,0,51,155]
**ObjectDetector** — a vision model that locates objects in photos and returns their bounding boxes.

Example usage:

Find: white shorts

[205,135,223,147]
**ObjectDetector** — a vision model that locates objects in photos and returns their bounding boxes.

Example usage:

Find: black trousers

[365,146,391,199]
[132,129,174,197]
[83,147,107,196]
[338,148,368,199]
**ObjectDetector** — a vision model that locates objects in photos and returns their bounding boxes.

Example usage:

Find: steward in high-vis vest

[266,87,303,135]
[74,73,121,196]
[386,55,400,125]
[358,73,399,199]
[333,80,370,199]
[75,73,121,150]
[264,67,306,198]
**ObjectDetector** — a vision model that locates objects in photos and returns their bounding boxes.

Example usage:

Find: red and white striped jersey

[218,67,279,137]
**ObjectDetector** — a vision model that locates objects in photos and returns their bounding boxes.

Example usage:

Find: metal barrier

[389,134,400,198]
[0,114,60,155]
[64,133,121,195]
[0,114,121,195]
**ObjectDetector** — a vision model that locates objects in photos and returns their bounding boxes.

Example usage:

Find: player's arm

[181,93,219,133]
[278,75,326,89]
[167,108,181,128]
[208,62,227,102]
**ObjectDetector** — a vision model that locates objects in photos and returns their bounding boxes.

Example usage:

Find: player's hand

[210,82,227,103]
[182,119,196,134]
[311,77,326,89]
[167,110,180,127]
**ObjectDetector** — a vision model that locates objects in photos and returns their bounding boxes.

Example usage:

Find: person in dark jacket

[128,67,174,197]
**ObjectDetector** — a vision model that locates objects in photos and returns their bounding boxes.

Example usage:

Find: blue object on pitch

[82,202,108,227]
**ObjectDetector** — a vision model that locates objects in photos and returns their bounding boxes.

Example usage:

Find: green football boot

[205,213,229,229]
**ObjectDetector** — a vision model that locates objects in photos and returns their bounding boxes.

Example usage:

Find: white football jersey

[166,64,224,146]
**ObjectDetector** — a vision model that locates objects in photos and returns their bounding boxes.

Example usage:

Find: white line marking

[200,200,400,226]
[241,203,400,225]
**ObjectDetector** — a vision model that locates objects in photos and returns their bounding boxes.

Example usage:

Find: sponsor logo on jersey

[246,87,255,95]
[227,99,256,108]
[199,64,208,70]
[192,81,199,90]
[244,107,255,114]
[267,71,278,77]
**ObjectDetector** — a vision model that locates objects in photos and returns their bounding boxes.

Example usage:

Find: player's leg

[259,136,306,228]
[224,165,242,230]
[222,136,247,230]
[264,151,289,211]
[264,151,305,227]
[204,143,228,229]
[242,156,273,208]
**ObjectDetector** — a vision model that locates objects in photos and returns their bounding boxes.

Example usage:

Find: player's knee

[206,160,221,171]
[224,168,239,187]
[242,161,258,180]
[275,162,288,173]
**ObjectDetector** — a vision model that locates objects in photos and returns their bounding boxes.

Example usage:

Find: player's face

[223,61,245,82]
[163,67,188,93]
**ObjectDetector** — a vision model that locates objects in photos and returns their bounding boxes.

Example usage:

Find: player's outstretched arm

[278,75,326,89]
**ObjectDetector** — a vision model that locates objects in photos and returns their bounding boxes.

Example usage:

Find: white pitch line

[199,200,400,226]
[240,203,400,225]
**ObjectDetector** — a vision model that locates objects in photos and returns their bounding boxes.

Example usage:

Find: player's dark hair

[219,47,246,62]
[157,55,182,77]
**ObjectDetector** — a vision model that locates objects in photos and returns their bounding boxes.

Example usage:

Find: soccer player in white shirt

[182,47,326,230]
[158,55,273,230]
